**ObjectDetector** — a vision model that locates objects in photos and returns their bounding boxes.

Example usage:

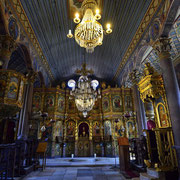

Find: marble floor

[22,166,127,180]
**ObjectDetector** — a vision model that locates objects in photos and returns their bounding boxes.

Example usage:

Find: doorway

[78,123,90,156]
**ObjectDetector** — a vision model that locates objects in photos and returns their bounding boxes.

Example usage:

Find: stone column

[129,70,146,136]
[0,35,16,69]
[154,37,180,174]
[17,70,36,140]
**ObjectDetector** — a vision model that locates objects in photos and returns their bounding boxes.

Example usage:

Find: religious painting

[150,20,160,41]
[45,95,54,110]
[0,74,7,97]
[94,143,101,156]
[66,120,75,137]
[102,96,110,112]
[156,103,169,128]
[104,121,111,136]
[93,100,100,111]
[78,122,89,137]
[8,17,19,40]
[112,95,123,112]
[41,123,52,141]
[57,96,65,112]
[93,121,100,136]
[18,80,24,103]
[55,144,61,156]
[125,95,132,111]
[7,77,18,99]
[115,119,125,138]
[54,121,63,137]
[126,120,135,139]
[105,143,112,157]
[32,94,41,112]
[66,142,75,157]
[68,99,75,112]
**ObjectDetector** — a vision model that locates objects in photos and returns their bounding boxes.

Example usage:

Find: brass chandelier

[68,63,101,117]
[67,0,112,53]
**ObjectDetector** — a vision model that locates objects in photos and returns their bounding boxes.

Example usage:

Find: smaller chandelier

[67,0,112,53]
[68,63,101,117]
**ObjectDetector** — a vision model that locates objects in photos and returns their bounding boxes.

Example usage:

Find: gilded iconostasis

[29,84,137,157]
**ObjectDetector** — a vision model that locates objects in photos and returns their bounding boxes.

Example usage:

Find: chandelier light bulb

[106,23,111,29]
[106,23,112,34]
[74,12,80,23]
[95,9,101,20]
[67,29,73,38]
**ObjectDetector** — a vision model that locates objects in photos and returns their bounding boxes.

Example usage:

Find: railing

[0,139,39,180]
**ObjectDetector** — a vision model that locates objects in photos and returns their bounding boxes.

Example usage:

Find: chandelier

[68,63,101,117]
[67,0,112,53]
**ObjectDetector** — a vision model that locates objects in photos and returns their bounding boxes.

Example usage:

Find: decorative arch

[8,43,33,74]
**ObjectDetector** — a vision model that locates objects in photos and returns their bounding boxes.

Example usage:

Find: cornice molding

[8,0,55,81]
[113,0,163,81]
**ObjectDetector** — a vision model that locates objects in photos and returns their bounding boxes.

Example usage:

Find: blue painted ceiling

[20,0,152,84]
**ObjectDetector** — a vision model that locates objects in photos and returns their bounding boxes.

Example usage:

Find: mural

[7,77,18,99]
[57,96,65,112]
[156,103,169,128]
[125,95,132,111]
[104,121,111,136]
[126,120,135,139]
[112,95,122,111]
[102,96,110,112]
[66,120,75,137]
[32,94,41,112]
[45,95,54,110]
[93,121,100,136]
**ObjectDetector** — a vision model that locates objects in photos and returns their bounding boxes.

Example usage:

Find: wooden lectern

[36,142,48,170]
[118,137,130,171]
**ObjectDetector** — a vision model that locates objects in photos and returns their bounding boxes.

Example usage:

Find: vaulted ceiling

[19,0,153,84]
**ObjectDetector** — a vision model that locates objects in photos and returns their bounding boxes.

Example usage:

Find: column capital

[26,70,37,84]
[153,37,171,59]
[129,69,141,85]
[0,34,17,59]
